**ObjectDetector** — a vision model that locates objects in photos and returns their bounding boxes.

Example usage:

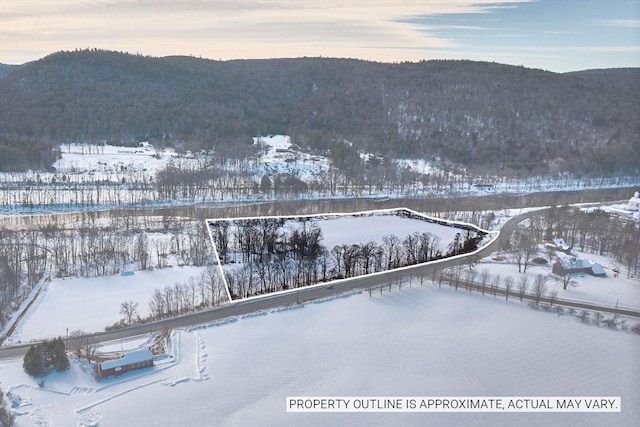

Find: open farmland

[1,285,638,427]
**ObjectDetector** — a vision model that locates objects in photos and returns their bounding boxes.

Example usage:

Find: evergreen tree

[0,386,16,427]
[22,338,69,377]
[23,344,46,377]
[51,338,70,372]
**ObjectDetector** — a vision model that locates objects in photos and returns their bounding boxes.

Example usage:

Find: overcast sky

[1,0,638,71]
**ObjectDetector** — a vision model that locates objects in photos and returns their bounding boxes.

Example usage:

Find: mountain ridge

[0,49,638,175]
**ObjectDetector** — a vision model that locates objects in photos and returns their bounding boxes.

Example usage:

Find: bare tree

[119,301,140,326]
[532,274,549,305]
[134,232,150,270]
[430,266,442,287]
[403,232,420,265]
[148,289,166,319]
[478,268,491,296]
[517,274,529,302]
[359,241,378,275]
[199,265,227,306]
[491,273,501,297]
[552,271,578,290]
[548,290,559,308]
[382,234,404,269]
[593,312,603,326]
[503,275,514,301]
[153,239,171,269]
[463,267,477,292]
[448,265,464,290]
[578,310,590,323]
[67,330,99,360]
[510,229,537,273]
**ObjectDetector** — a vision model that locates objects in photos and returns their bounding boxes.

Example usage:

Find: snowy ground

[1,135,638,215]
[54,143,178,179]
[479,249,640,311]
[251,135,331,181]
[1,285,638,427]
[7,207,637,344]
[221,208,482,258]
[302,213,466,249]
[7,209,483,343]
[6,264,207,344]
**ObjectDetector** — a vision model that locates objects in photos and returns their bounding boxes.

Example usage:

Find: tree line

[0,216,213,329]
[527,206,639,277]
[381,266,640,333]
[210,216,484,299]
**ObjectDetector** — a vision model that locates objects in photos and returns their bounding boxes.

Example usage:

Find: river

[0,186,633,230]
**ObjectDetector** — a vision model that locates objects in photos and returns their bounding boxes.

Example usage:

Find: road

[1,207,637,360]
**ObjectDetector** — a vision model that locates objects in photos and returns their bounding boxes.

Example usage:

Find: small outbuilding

[545,237,571,254]
[98,348,154,377]
[626,191,640,211]
[552,258,606,277]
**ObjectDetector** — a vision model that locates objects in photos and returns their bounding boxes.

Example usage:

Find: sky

[0,0,639,72]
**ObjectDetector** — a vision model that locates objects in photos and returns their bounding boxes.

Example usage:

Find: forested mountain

[0,63,21,80]
[0,49,638,175]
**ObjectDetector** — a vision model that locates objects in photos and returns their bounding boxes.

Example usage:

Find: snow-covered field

[1,285,638,427]
[219,208,482,257]
[1,135,638,215]
[7,207,637,344]
[2,207,638,426]
[303,213,465,249]
[251,135,331,181]
[54,143,178,179]
[6,265,207,344]
[6,209,483,343]
[479,250,640,311]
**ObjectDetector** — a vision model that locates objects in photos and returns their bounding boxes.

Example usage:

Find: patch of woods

[507,206,639,278]
[1,142,636,212]
[209,212,485,300]
[0,135,60,172]
[1,49,638,176]
[0,214,218,330]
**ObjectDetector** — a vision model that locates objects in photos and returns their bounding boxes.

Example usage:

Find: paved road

[2,207,637,361]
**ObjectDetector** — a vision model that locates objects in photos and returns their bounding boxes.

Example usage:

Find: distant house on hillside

[545,237,571,254]
[98,348,154,377]
[552,258,606,277]
[626,191,640,211]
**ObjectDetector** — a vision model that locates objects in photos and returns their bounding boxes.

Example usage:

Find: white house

[626,191,640,211]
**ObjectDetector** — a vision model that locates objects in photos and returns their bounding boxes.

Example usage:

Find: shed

[98,348,154,377]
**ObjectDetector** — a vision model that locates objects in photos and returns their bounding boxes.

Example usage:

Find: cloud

[600,19,640,28]
[0,0,531,63]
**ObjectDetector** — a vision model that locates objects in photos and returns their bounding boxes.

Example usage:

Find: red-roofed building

[98,348,154,377]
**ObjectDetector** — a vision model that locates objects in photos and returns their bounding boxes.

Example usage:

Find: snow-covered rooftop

[99,348,153,370]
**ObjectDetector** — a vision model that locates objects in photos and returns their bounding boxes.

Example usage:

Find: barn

[98,348,154,377]
[552,258,606,277]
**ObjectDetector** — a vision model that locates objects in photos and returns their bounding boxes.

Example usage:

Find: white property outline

[206,207,496,303]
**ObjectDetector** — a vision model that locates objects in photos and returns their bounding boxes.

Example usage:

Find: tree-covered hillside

[0,49,638,175]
